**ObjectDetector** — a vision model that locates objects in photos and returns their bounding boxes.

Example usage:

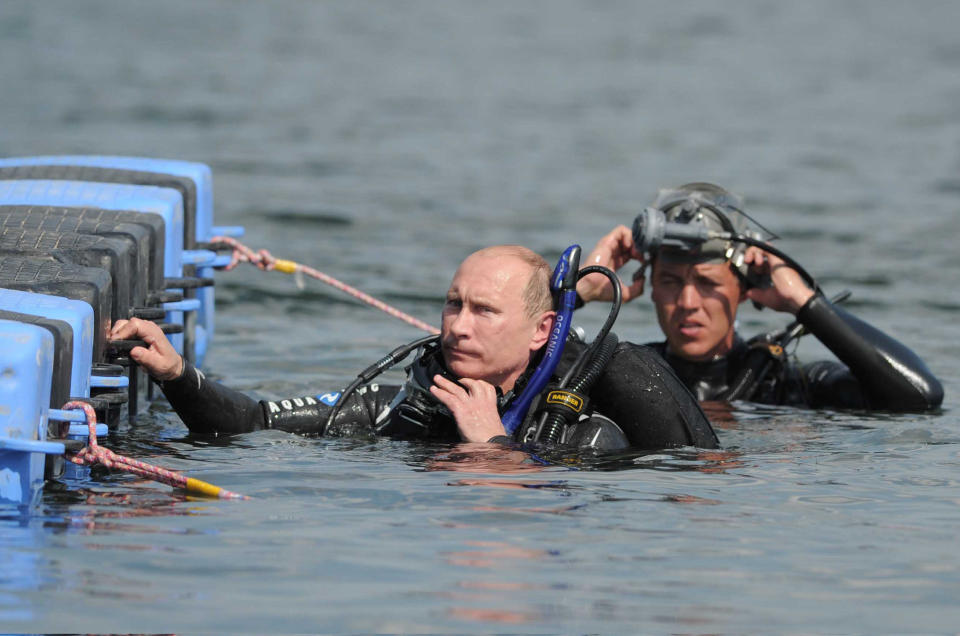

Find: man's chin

[445,359,478,380]
[669,338,719,362]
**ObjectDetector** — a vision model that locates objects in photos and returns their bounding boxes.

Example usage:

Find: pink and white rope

[210,236,440,335]
[62,401,248,500]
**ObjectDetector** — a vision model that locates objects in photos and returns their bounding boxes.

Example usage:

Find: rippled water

[2,1,959,632]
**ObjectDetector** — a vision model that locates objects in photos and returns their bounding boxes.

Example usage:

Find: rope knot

[255,248,277,271]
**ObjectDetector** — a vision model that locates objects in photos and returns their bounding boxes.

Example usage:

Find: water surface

[2,1,959,632]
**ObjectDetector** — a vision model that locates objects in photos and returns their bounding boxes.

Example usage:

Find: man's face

[440,253,550,391]
[650,259,744,362]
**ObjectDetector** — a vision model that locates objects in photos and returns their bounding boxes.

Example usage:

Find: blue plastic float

[0,179,196,358]
[0,320,64,506]
[0,155,245,364]
[0,156,241,505]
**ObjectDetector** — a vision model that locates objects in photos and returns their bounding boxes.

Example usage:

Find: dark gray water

[2,1,960,632]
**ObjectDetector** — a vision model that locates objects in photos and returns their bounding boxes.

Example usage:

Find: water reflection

[442,540,553,625]
[38,483,207,537]
[426,443,547,474]
[424,439,748,475]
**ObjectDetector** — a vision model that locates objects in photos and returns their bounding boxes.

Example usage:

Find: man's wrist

[159,356,186,383]
[787,288,816,315]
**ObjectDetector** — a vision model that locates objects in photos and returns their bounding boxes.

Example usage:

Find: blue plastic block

[0,156,229,364]
[0,155,213,240]
[0,179,184,276]
[0,289,94,398]
[0,179,188,356]
[0,320,64,505]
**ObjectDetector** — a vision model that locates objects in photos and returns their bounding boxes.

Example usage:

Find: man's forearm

[159,362,267,435]
[798,293,943,410]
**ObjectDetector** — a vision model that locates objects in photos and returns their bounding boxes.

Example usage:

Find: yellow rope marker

[185,477,238,499]
[273,259,298,274]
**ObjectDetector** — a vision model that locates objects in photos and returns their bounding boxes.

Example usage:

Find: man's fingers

[111,317,182,379]
[431,376,499,407]
[128,345,174,378]
[623,276,645,302]
[140,328,167,349]
[433,374,467,396]
[429,382,469,416]
[458,378,498,401]
[110,318,129,336]
[457,377,481,390]
[129,345,156,366]
[110,318,140,339]
[110,316,156,341]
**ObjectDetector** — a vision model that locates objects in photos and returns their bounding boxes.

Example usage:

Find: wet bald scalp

[467,245,552,318]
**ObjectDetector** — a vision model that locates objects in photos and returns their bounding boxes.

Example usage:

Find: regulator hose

[323,334,439,434]
[501,245,582,435]
[526,263,624,445]
[552,264,622,387]
[536,332,619,444]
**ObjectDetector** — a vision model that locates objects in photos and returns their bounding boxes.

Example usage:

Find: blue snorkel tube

[501,245,581,436]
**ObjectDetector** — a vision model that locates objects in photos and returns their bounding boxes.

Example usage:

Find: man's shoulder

[617,340,668,360]
[603,340,686,385]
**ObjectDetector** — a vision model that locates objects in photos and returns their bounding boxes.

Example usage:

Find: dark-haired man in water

[576,183,943,411]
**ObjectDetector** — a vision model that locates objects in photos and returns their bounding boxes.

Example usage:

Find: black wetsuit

[158,341,719,450]
[649,293,943,411]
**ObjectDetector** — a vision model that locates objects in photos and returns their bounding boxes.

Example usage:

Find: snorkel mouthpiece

[501,245,581,435]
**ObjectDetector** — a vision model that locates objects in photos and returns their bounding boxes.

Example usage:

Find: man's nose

[448,308,473,335]
[676,281,701,309]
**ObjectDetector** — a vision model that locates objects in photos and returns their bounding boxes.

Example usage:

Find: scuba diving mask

[645,182,776,282]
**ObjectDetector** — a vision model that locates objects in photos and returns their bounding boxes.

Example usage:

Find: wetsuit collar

[655,336,749,401]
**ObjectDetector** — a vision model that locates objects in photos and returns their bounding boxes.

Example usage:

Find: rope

[209,236,440,335]
[62,401,248,500]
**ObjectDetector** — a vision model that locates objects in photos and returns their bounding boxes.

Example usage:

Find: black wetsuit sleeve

[263,383,400,437]
[159,362,401,436]
[796,293,944,411]
[587,343,720,449]
[159,362,266,436]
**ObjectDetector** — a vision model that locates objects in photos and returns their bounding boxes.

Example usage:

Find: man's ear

[530,311,556,351]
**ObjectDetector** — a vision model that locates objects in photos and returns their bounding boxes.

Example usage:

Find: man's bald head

[463,245,552,318]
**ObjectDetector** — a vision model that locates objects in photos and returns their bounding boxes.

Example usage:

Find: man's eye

[445,299,462,309]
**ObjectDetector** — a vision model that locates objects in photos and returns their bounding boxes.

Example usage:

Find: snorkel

[501,245,581,435]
